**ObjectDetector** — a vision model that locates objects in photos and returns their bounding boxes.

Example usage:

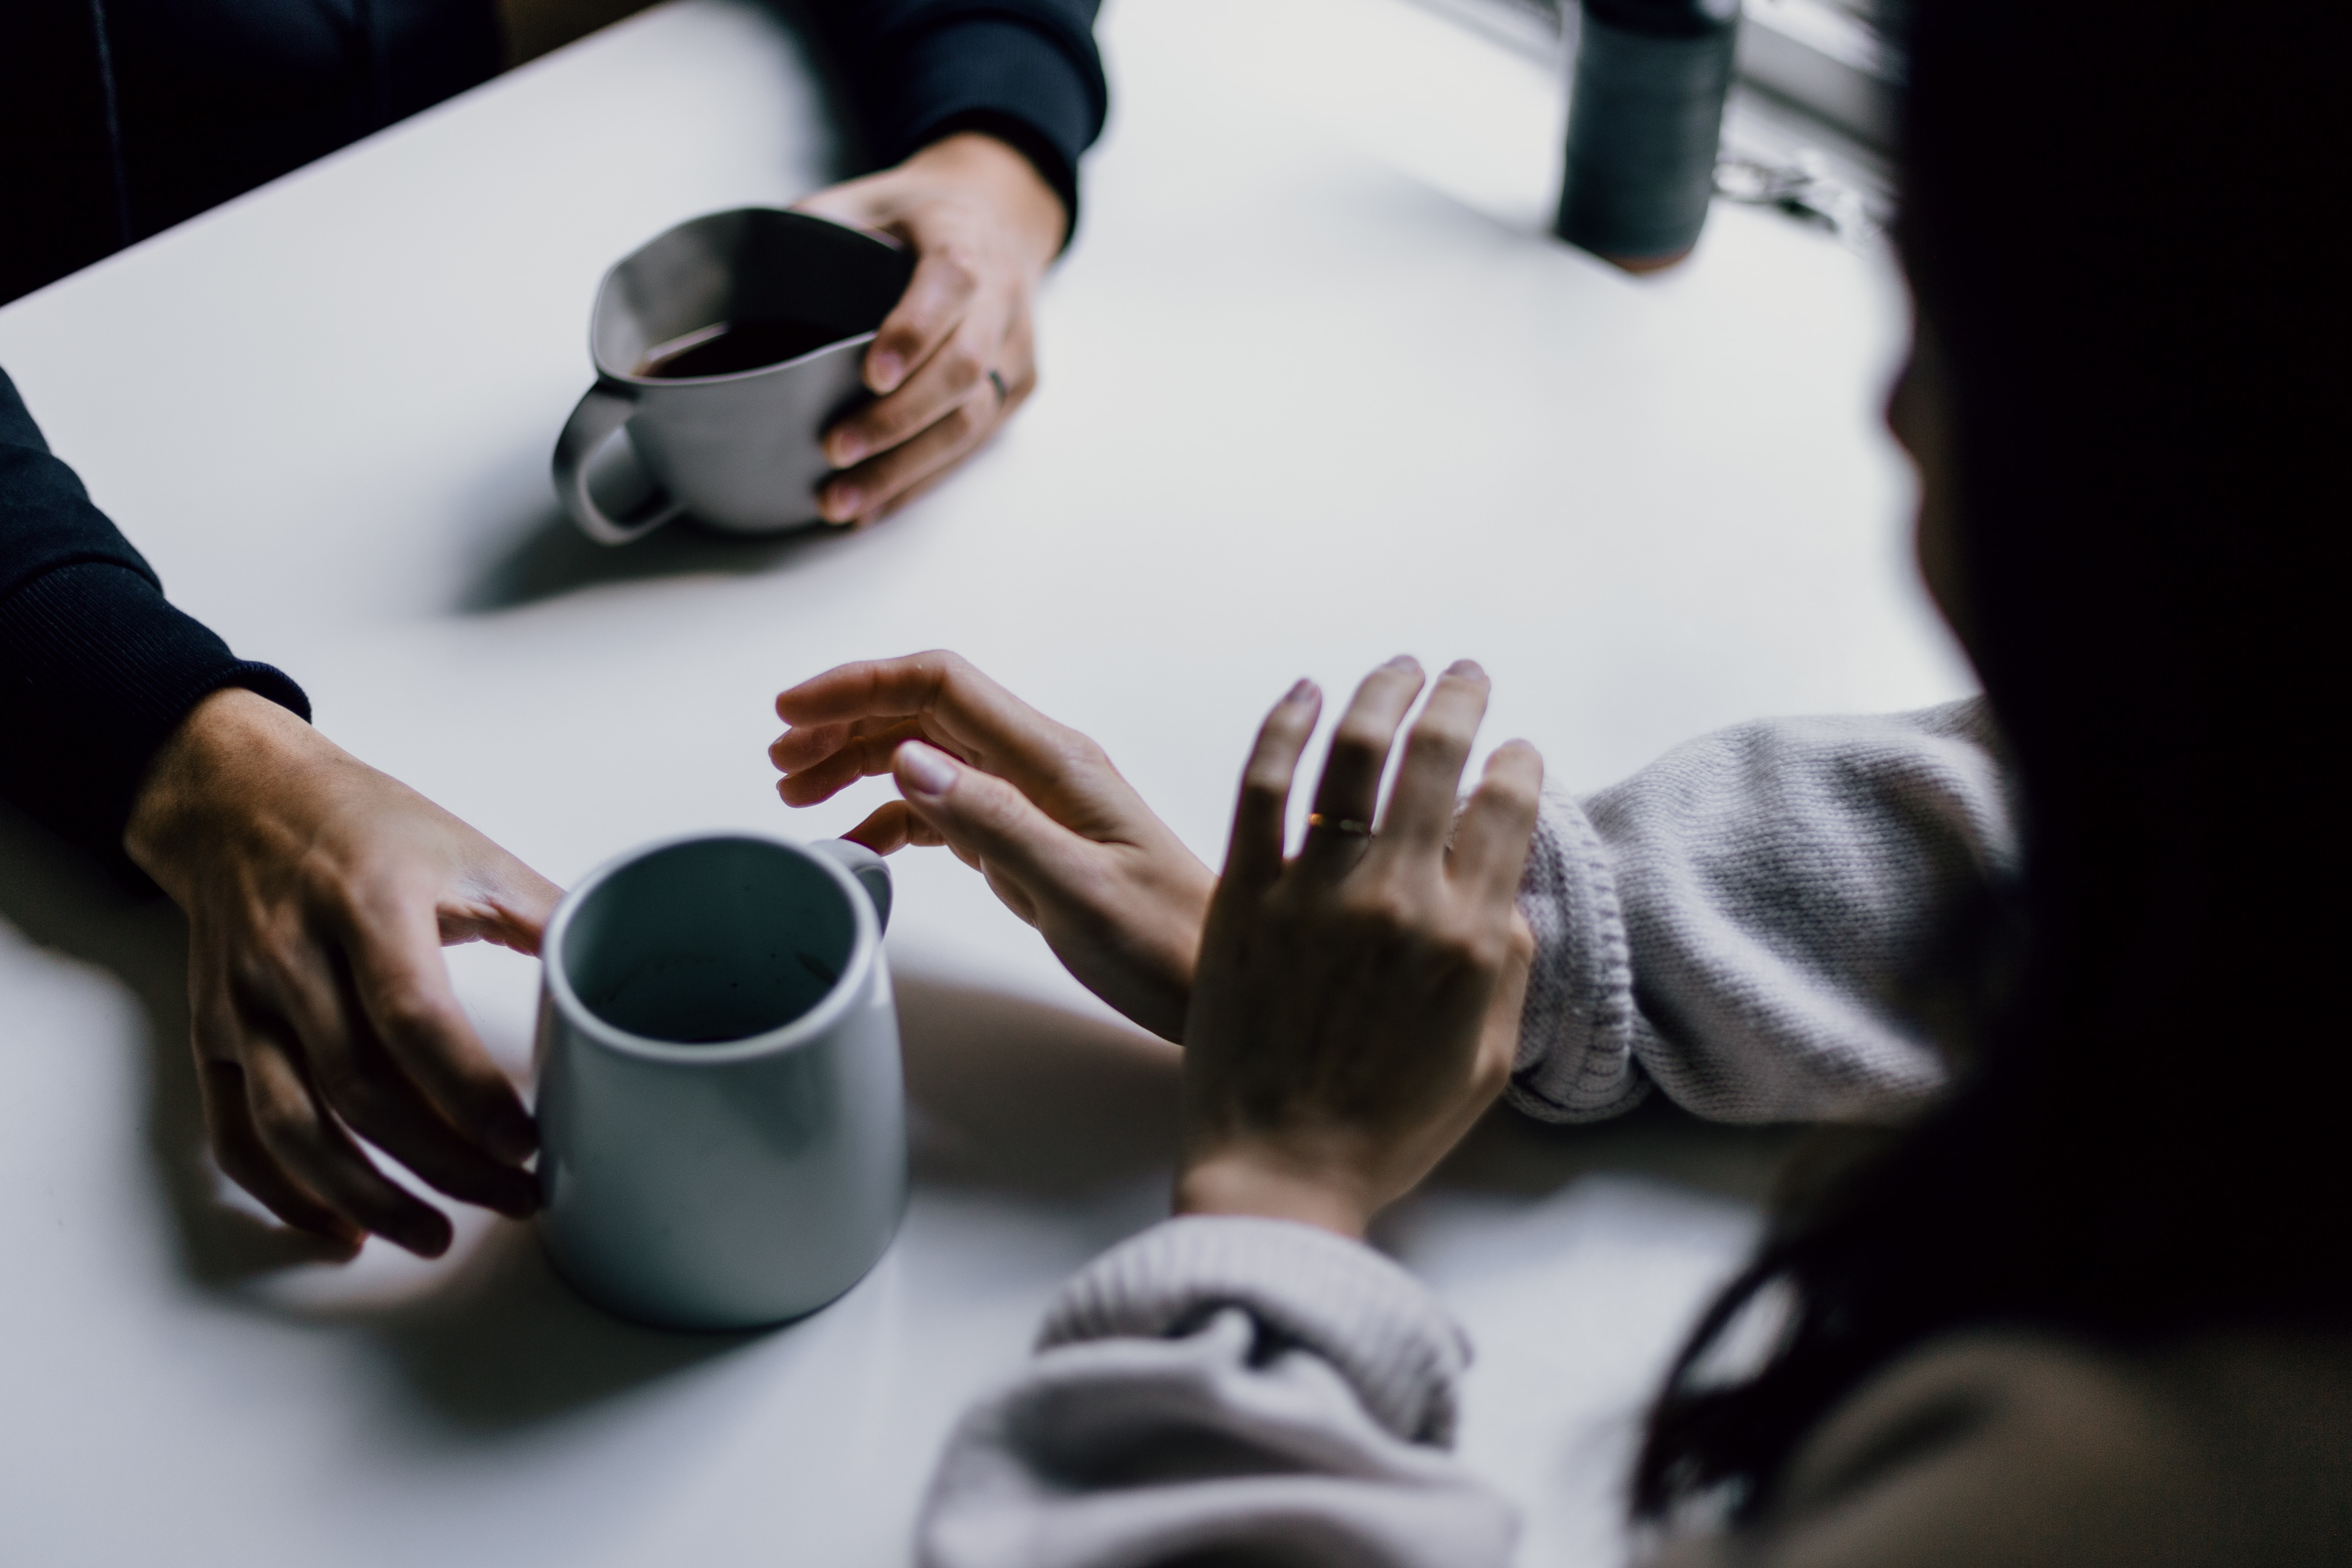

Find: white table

[0,1,1967,1561]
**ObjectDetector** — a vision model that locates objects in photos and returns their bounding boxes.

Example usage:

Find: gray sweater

[919,1216,2352,1567]
[1508,697,2016,1125]
[912,703,2056,1566]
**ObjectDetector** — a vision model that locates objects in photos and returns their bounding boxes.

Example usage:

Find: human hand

[1176,659,1541,1240]
[794,132,1067,528]
[124,688,560,1257]
[771,651,1212,1041]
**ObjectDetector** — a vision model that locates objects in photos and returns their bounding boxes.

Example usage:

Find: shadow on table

[458,498,853,613]
[895,977,1183,1197]
[357,1221,764,1434]
[0,806,353,1281]
[892,975,1807,1211]
[1431,1092,1811,1212]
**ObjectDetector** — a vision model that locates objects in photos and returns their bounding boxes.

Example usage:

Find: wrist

[906,130,1068,266]
[123,687,326,897]
[1174,1146,1379,1240]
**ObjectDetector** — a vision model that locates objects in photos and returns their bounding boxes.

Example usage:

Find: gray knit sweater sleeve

[1510,698,2018,1125]
[916,1216,1519,1568]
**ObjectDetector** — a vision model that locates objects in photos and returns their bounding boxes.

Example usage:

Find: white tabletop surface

[0,0,1968,1561]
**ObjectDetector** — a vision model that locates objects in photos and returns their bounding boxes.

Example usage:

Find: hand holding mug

[772,651,1211,1042]
[794,132,1068,527]
[1177,659,1543,1239]
[124,689,556,1256]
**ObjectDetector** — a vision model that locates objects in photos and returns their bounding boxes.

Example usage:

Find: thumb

[892,740,1077,893]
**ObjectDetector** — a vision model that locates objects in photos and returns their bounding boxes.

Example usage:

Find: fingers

[460,849,562,957]
[265,940,537,1226]
[825,283,1009,471]
[776,650,982,729]
[194,1053,360,1250]
[768,719,851,773]
[1224,680,1323,889]
[1299,657,1425,870]
[233,1011,454,1256]
[818,369,1014,528]
[1380,660,1493,853]
[336,889,540,1173]
[1449,740,1546,907]
[842,799,946,855]
[888,739,1080,888]
[855,228,985,401]
[774,718,928,806]
[774,651,1077,798]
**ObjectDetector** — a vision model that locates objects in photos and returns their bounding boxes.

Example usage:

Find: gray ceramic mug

[552,208,914,545]
[534,831,904,1329]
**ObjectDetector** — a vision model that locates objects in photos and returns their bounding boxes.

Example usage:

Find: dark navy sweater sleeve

[815,0,1107,235]
[0,364,308,851]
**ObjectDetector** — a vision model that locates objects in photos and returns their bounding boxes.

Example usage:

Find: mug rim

[589,207,908,386]
[541,828,883,1065]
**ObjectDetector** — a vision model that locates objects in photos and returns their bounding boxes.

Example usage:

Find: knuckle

[248,1091,316,1153]
[1490,779,1541,817]
[1241,765,1292,801]
[1413,722,1475,761]
[939,344,987,395]
[370,983,450,1046]
[939,400,981,443]
[933,244,981,292]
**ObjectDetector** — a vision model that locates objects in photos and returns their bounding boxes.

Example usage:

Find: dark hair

[1633,0,2350,1521]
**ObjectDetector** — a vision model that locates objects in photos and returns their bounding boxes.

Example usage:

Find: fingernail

[1447,658,1486,680]
[868,351,902,392]
[1383,654,1420,672]
[1284,678,1317,704]
[823,483,861,521]
[896,741,957,798]
[830,433,866,467]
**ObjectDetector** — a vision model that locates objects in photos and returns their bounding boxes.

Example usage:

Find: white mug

[533,831,903,1329]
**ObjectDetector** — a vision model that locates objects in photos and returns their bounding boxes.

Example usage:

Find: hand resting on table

[125,689,558,1257]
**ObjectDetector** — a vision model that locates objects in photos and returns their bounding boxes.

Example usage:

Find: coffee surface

[637,318,846,379]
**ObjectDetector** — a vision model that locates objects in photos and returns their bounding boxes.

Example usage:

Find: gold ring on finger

[1307,813,1373,837]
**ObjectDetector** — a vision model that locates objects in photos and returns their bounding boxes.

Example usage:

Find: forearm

[1,367,308,851]
[1511,698,2018,1126]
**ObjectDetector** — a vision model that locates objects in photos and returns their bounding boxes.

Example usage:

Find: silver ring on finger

[987,367,1009,408]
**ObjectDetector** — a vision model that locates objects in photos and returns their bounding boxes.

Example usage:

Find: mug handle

[552,384,688,545]
[813,839,893,934]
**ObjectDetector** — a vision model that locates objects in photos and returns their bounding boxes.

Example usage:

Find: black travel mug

[1555,0,1740,270]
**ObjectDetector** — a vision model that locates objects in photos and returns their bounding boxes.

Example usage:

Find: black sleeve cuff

[866,14,1108,241]
[0,561,310,852]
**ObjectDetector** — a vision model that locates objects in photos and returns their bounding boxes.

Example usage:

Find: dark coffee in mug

[553,208,914,543]
[637,319,848,380]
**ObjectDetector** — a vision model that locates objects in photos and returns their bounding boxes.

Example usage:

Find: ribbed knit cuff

[0,562,309,850]
[882,18,1104,241]
[1038,1215,1471,1446]
[1509,786,1651,1123]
